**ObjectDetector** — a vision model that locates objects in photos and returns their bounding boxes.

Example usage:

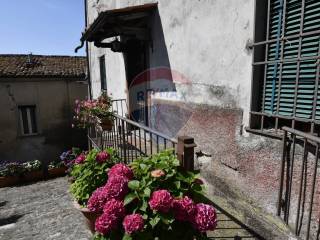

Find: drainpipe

[84,0,92,99]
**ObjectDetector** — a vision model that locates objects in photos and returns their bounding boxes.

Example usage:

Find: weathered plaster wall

[0,79,88,164]
[85,0,304,229]
[87,0,254,122]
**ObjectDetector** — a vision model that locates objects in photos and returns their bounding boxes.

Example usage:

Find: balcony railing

[88,113,178,163]
[278,127,320,240]
[111,98,127,117]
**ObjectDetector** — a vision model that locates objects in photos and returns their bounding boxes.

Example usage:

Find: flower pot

[100,118,113,131]
[48,166,67,178]
[21,170,44,183]
[0,176,20,188]
[73,201,99,233]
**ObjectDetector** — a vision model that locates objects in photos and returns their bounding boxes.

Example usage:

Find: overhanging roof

[81,3,158,43]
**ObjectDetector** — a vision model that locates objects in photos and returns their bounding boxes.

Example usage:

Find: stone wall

[0,78,88,164]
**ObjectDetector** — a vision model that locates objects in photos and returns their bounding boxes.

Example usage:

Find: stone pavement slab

[0,177,92,240]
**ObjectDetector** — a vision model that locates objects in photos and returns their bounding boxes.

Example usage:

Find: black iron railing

[111,98,127,117]
[278,127,320,240]
[88,113,178,164]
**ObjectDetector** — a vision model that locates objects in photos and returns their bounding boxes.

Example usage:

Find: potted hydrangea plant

[87,150,217,240]
[70,148,120,232]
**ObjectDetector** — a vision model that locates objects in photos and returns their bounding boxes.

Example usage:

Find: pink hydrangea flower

[104,175,129,200]
[103,199,125,218]
[171,196,196,221]
[95,212,119,235]
[108,163,133,180]
[75,153,86,164]
[192,203,217,232]
[96,151,110,163]
[149,190,173,213]
[87,187,109,213]
[123,214,144,235]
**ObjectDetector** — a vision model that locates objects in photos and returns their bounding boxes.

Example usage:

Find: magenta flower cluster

[123,214,144,234]
[193,203,217,232]
[96,151,110,163]
[171,196,196,221]
[149,190,173,213]
[108,163,134,180]
[149,190,217,232]
[75,153,86,164]
[87,163,143,236]
[94,198,126,235]
[88,176,129,213]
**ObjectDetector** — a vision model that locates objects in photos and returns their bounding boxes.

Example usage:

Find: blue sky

[0,0,85,56]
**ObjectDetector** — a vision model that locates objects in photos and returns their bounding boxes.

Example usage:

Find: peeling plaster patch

[208,85,225,98]
[169,17,182,28]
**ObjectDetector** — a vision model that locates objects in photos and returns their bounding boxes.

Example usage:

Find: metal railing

[111,98,127,117]
[88,113,178,163]
[277,127,320,240]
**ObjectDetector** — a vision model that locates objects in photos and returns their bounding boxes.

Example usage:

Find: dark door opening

[124,38,149,126]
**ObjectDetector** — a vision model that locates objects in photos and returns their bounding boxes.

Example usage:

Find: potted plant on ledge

[92,92,114,131]
[0,160,43,187]
[73,92,114,131]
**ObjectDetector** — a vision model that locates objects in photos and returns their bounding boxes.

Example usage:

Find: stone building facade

[81,1,320,238]
[0,54,88,165]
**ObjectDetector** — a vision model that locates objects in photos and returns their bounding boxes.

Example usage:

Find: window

[19,106,38,135]
[250,0,320,136]
[99,55,107,90]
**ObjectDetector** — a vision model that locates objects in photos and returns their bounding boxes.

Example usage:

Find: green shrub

[70,148,120,206]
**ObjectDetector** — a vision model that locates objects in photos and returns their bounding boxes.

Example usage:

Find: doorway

[124,38,149,126]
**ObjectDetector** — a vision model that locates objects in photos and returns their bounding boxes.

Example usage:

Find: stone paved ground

[0,176,262,240]
[0,177,92,240]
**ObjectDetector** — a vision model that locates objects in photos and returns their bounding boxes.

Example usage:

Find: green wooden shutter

[263,0,320,120]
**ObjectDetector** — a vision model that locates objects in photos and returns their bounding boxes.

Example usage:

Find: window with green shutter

[249,0,320,137]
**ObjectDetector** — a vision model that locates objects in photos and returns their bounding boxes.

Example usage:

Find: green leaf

[174,181,181,189]
[124,193,137,206]
[191,183,203,192]
[139,163,147,170]
[149,216,160,228]
[143,187,151,197]
[140,199,148,212]
[173,159,180,166]
[128,180,140,190]
[122,234,132,240]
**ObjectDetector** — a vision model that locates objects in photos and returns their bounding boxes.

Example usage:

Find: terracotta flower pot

[21,170,44,183]
[0,176,20,188]
[73,201,99,233]
[100,118,113,131]
[48,166,67,178]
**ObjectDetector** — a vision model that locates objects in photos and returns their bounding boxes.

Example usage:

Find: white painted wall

[87,0,255,127]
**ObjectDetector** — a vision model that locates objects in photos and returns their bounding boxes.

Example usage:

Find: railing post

[177,136,197,171]
[121,119,127,164]
[277,129,287,216]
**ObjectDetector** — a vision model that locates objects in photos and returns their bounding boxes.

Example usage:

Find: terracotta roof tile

[0,54,87,78]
